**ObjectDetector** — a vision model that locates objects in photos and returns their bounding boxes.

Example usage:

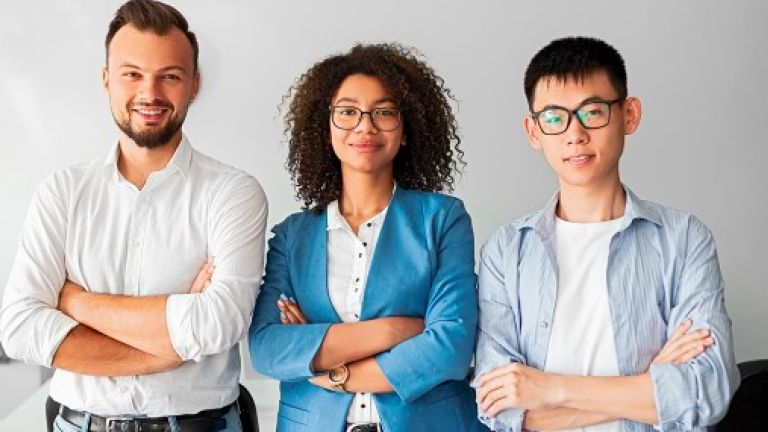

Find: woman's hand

[308,373,332,390]
[278,295,308,324]
[652,319,714,365]
[189,257,215,294]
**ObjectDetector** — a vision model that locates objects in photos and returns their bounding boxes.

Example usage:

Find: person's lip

[350,142,383,152]
[563,154,595,165]
[131,106,170,123]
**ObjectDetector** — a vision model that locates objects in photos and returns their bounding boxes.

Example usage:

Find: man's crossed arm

[476,319,714,429]
[52,261,215,376]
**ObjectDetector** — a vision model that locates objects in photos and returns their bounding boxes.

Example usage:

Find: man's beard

[114,103,187,149]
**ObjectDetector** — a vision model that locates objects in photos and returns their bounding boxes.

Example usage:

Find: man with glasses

[473,36,738,431]
[0,1,266,431]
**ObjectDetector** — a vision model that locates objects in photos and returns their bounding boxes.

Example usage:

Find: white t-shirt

[543,217,623,432]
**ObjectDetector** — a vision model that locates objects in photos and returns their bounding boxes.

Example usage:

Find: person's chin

[344,160,388,175]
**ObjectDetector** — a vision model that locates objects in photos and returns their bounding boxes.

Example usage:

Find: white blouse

[326,199,390,424]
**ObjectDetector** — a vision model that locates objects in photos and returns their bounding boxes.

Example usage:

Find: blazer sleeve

[248,217,332,381]
[375,199,478,403]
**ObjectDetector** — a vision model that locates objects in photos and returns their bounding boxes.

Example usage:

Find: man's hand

[477,319,714,426]
[476,363,561,416]
[58,280,87,318]
[189,257,215,294]
[652,319,713,365]
[59,256,216,318]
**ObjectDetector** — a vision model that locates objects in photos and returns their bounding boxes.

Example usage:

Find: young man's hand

[476,363,561,415]
[652,319,714,365]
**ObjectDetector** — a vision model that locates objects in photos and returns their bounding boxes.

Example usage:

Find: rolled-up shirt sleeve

[166,174,268,362]
[0,172,79,367]
[649,217,739,431]
[474,226,527,432]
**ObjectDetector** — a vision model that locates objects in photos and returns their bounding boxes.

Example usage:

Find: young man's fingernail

[279,294,288,300]
[289,296,296,303]
[280,312,286,319]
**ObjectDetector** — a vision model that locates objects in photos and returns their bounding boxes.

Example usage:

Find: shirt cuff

[43,313,80,367]
[650,362,695,431]
[166,294,199,361]
[479,407,525,432]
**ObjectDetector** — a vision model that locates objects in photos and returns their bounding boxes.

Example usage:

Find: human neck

[338,169,394,233]
[556,178,626,223]
[116,131,181,190]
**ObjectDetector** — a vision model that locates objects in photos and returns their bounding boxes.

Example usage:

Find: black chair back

[237,383,260,432]
[712,359,768,431]
[45,395,59,432]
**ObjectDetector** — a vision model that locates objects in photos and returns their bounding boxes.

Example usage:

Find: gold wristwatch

[328,364,349,392]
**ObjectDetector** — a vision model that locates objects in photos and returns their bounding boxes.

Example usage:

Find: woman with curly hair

[249,43,484,431]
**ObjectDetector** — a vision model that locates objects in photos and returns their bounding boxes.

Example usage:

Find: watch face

[329,369,341,381]
[330,365,348,383]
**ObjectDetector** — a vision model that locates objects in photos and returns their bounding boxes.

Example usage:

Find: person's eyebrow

[157,65,189,75]
[372,97,397,105]
[333,97,397,106]
[116,63,189,75]
[577,96,610,105]
[536,95,611,112]
[334,97,359,105]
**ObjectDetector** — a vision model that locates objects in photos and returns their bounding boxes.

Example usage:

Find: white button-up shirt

[0,136,268,416]
[326,200,389,424]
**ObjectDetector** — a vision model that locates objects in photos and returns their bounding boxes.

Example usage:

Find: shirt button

[540,321,549,328]
[358,253,362,258]
[366,223,372,227]
[362,242,368,247]
[355,277,360,282]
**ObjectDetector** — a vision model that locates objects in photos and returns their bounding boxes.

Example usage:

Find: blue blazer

[249,188,484,431]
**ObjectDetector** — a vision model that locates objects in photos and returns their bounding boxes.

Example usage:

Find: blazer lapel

[293,209,341,323]
[361,188,429,320]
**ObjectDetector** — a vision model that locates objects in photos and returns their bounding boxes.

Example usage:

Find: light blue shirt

[474,186,739,432]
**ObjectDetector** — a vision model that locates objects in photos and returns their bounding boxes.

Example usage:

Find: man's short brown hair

[105,0,199,71]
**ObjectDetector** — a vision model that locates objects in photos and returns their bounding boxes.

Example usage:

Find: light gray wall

[1,0,765,370]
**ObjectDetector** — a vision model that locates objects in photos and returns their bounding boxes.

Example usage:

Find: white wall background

[1,0,765,378]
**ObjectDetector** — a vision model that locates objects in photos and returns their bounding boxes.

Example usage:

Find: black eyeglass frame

[328,105,402,132]
[531,97,625,135]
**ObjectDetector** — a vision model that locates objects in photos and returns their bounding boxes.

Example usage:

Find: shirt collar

[102,141,122,184]
[102,134,193,184]
[326,200,346,231]
[518,184,662,238]
[167,134,193,178]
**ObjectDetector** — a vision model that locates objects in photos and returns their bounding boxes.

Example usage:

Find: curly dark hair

[283,43,464,210]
